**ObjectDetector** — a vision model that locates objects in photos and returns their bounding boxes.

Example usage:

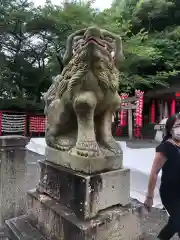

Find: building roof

[145,85,180,99]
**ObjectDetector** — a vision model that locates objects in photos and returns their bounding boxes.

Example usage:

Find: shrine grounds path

[25,139,178,239]
[115,137,158,148]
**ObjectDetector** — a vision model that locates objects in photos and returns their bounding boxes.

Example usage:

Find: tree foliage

[0,0,180,110]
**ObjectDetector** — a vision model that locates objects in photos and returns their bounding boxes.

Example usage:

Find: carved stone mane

[44,27,123,159]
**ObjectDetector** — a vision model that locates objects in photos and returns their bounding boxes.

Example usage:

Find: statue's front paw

[57,144,72,151]
[101,138,122,155]
[55,137,75,151]
[71,140,102,157]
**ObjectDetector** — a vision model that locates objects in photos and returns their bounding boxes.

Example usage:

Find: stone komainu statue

[44,27,124,158]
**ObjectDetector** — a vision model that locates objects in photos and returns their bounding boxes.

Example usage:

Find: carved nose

[84,27,102,39]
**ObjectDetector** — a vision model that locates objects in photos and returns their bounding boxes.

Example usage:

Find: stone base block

[38,160,130,220]
[27,190,142,240]
[4,215,46,239]
[45,146,123,174]
[0,135,29,148]
[0,135,28,227]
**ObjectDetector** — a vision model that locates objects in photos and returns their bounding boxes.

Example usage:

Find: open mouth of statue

[84,37,105,48]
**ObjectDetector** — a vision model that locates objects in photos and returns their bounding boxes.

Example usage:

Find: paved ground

[25,149,179,239]
[132,200,178,239]
[115,137,159,149]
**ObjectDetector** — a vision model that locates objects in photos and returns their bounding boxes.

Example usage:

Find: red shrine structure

[115,90,144,139]
[145,87,180,123]
[115,83,180,139]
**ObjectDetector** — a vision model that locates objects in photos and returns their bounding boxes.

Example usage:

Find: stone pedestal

[27,189,141,240]
[0,135,28,227]
[0,148,142,239]
[37,160,130,219]
[45,146,123,174]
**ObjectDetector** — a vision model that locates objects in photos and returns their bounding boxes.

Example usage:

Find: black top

[156,141,180,198]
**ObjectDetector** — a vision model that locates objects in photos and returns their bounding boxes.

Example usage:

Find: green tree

[102,0,180,92]
[1,0,180,110]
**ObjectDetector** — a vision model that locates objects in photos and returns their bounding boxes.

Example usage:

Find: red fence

[29,116,47,136]
[0,111,47,136]
[0,109,143,138]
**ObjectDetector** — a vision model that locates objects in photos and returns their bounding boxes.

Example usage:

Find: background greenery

[0,0,179,111]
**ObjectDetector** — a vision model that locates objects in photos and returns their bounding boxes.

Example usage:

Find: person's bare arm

[146,152,165,198]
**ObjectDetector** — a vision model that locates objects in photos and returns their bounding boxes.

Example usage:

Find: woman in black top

[144,113,180,239]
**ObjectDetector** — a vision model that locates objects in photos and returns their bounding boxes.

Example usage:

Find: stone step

[144,234,158,240]
[27,189,142,240]
[5,215,46,240]
[0,226,11,240]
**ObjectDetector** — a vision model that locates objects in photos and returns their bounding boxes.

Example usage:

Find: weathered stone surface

[5,215,46,239]
[44,27,123,159]
[0,135,28,148]
[45,146,123,174]
[0,228,11,240]
[0,136,29,227]
[27,189,142,240]
[37,160,130,220]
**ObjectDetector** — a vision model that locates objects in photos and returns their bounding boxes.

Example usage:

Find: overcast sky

[33,0,112,10]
